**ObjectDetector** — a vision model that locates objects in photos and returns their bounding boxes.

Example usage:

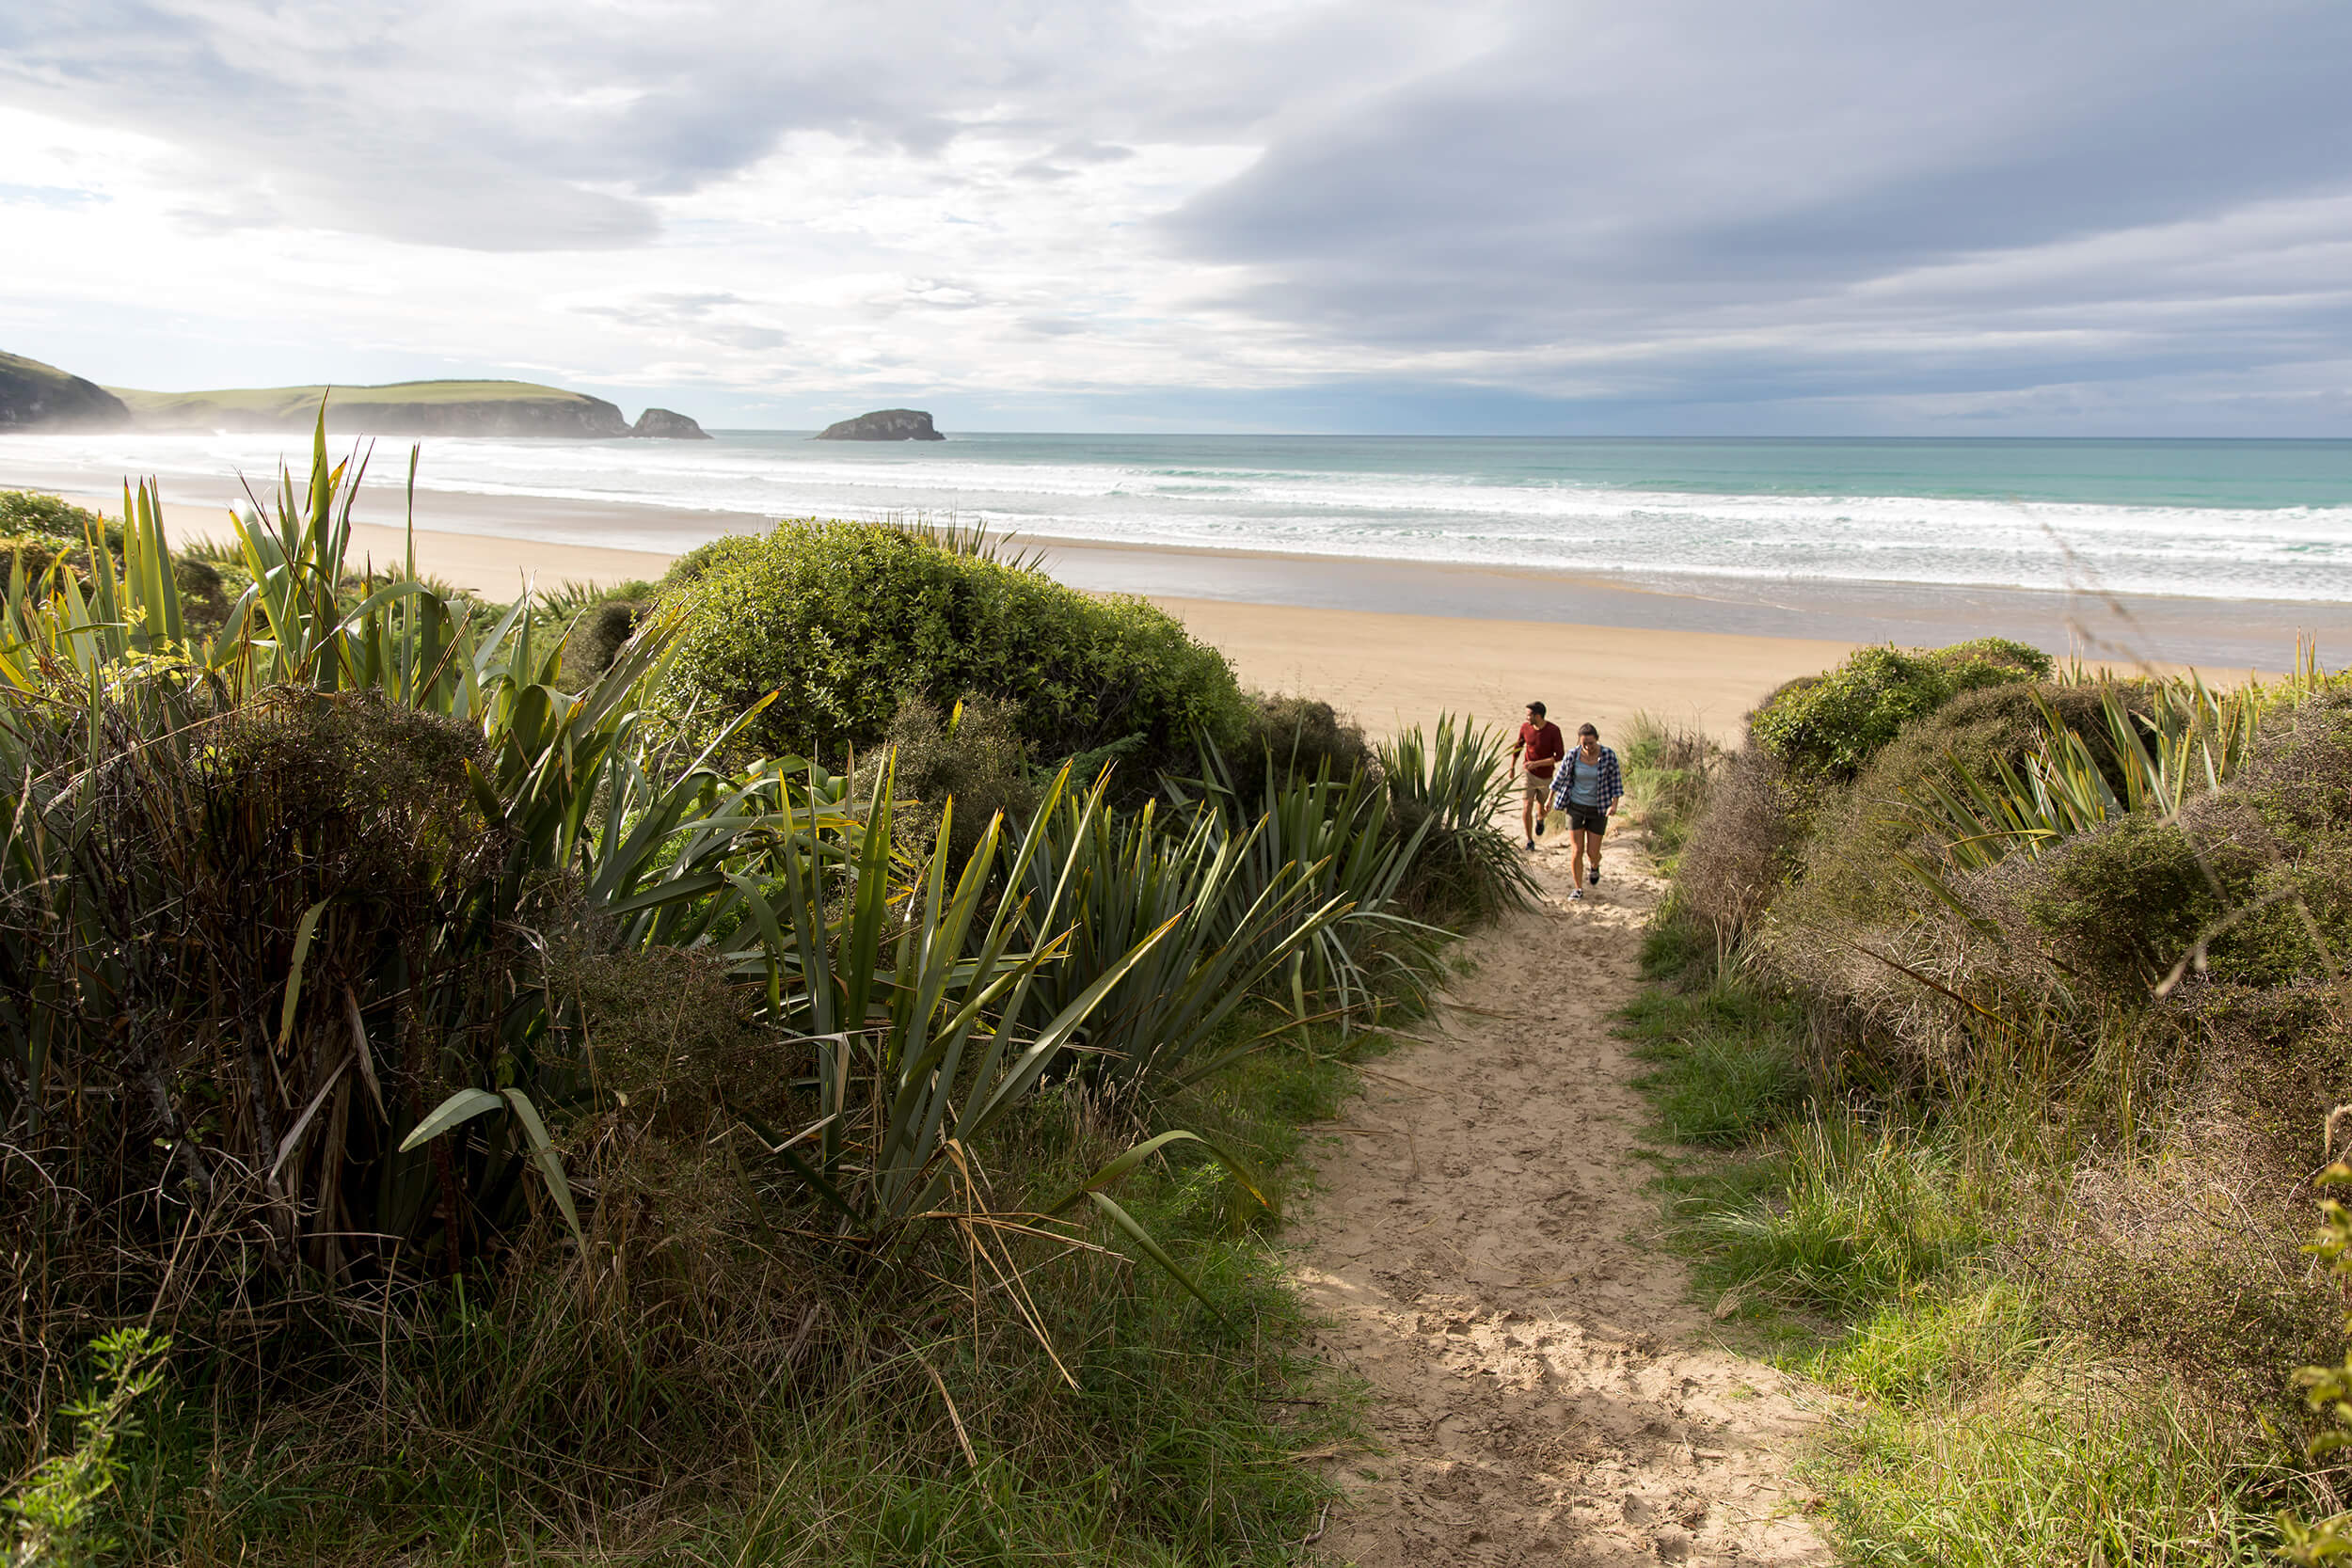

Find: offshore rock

[0,350,132,432]
[631,407,711,439]
[814,408,946,441]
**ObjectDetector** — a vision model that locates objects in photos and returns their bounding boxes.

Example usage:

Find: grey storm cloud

[1154,0,2352,413]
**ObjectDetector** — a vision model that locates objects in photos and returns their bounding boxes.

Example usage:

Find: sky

[2,0,2348,435]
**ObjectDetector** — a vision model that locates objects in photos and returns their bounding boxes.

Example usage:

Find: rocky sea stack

[815,408,945,441]
[631,407,710,439]
[0,351,132,432]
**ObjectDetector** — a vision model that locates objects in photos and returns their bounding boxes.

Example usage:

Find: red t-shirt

[1517,721,1565,778]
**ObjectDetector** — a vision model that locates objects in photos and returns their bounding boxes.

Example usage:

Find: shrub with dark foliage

[1245,694,1376,787]
[870,692,1041,860]
[564,595,649,686]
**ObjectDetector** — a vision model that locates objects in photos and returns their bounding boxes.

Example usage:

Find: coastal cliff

[632,407,710,439]
[815,408,946,441]
[0,351,132,431]
[111,379,634,437]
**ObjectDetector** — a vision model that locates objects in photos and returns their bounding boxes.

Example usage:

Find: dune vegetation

[1618,639,2352,1563]
[0,427,1531,1564]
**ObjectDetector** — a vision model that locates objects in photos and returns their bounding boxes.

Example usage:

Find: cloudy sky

[2,0,2348,433]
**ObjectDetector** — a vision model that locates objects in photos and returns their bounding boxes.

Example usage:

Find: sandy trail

[1293,832,1832,1567]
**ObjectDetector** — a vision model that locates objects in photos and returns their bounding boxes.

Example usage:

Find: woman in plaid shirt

[1549,723,1623,899]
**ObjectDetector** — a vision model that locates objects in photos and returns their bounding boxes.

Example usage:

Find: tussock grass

[1820,1375,2285,1567]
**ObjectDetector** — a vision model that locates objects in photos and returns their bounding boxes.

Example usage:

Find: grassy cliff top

[110,379,610,419]
[1,350,87,386]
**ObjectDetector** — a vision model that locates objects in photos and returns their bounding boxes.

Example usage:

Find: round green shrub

[0,489,105,541]
[657,520,1250,768]
[564,596,647,686]
[1751,638,2051,781]
[2023,814,2238,993]
[1243,694,1375,784]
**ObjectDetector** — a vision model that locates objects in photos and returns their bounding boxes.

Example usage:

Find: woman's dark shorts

[1565,803,1608,835]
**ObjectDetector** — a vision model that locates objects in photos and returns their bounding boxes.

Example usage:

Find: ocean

[6,432,2351,605]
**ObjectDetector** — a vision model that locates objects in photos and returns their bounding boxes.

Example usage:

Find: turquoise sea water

[7,433,2350,603]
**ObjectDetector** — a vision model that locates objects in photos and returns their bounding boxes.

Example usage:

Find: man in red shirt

[1509,701,1565,850]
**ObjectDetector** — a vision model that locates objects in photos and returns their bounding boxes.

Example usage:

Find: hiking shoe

[1567,888,1583,900]
[1524,838,1537,851]
[1534,816,1546,837]
[1588,866,1601,885]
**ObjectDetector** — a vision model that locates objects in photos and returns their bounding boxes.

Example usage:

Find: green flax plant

[1377,713,1534,921]
[703,763,1278,1323]
[1177,736,1445,1034]
[998,783,1347,1096]
[1899,666,2307,879]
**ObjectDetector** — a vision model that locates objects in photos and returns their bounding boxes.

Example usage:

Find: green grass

[1620,897,2299,1564]
[108,379,611,419]
[1693,1115,1989,1318]
[1813,1358,2284,1567]
[72,1013,1383,1565]
[1618,971,1805,1148]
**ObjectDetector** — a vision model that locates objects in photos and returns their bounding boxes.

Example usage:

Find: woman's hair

[1579,723,1598,737]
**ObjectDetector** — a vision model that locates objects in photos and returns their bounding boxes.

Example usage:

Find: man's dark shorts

[1565,803,1608,835]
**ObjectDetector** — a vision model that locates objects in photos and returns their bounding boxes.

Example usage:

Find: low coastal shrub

[1771,680,2115,934]
[658,517,1251,772]
[556,578,659,684]
[1750,637,2049,782]
[1617,710,1722,864]
[869,690,1040,859]
[1246,691,1377,785]
[1670,745,1807,939]
[1626,641,2351,1560]
[0,487,106,541]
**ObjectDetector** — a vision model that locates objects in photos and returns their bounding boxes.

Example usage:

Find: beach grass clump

[1627,640,2352,1557]
[657,516,1251,774]
[1618,710,1722,863]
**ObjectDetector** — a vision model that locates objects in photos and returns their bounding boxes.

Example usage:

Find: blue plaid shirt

[1549,745,1622,812]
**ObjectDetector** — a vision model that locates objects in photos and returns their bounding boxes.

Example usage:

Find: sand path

[1293,833,1833,1566]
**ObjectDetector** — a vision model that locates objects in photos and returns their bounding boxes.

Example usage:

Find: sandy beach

[36,480,2330,743]
[53,488,1856,740]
